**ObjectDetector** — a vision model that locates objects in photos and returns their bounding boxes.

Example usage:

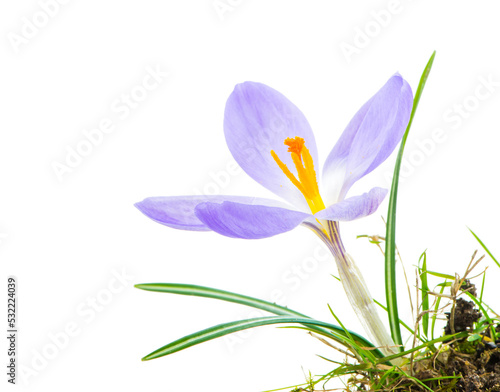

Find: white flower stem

[336,252,397,357]
[321,221,398,358]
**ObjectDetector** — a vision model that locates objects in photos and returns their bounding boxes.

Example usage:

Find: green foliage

[469,228,500,269]
[140,316,378,361]
[135,283,384,362]
[419,250,430,339]
[385,51,436,351]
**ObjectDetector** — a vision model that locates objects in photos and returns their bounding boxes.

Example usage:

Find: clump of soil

[411,294,500,391]
[443,342,500,391]
[444,297,482,335]
[460,279,477,297]
[378,288,499,391]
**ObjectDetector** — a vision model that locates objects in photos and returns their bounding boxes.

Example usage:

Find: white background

[1,1,500,391]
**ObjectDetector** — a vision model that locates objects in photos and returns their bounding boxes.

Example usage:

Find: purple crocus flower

[136,74,413,355]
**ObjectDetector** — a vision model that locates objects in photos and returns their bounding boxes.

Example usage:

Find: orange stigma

[284,137,305,156]
[271,137,326,214]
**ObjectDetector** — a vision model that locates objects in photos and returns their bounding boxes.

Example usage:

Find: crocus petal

[194,201,310,239]
[314,187,387,221]
[322,74,413,204]
[135,195,293,231]
[224,82,318,211]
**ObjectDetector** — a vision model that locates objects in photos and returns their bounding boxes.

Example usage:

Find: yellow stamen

[271,137,326,214]
[270,150,306,195]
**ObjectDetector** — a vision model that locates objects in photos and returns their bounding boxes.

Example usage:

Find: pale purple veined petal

[224,82,317,211]
[314,187,387,221]
[322,74,412,204]
[135,195,294,231]
[195,201,311,239]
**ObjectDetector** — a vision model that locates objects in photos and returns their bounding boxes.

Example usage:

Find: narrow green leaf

[419,251,430,338]
[480,272,486,304]
[376,330,468,365]
[469,228,500,269]
[141,316,375,361]
[385,51,436,351]
[324,304,378,362]
[425,270,455,280]
[431,281,447,340]
[327,304,353,342]
[135,283,382,359]
[135,283,307,316]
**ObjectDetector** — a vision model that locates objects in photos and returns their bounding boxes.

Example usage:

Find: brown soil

[442,343,500,391]
[410,297,500,391]
[444,298,481,335]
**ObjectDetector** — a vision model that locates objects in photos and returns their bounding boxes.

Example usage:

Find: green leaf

[376,330,468,365]
[135,283,307,316]
[141,316,373,361]
[425,270,455,280]
[469,228,500,269]
[385,51,436,351]
[467,333,481,342]
[326,304,358,351]
[480,272,486,304]
[419,251,430,338]
[431,281,447,340]
[135,283,383,360]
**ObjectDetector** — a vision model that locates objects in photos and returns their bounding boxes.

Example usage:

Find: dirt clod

[445,298,482,335]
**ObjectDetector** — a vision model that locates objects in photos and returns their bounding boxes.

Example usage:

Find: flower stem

[326,222,398,358]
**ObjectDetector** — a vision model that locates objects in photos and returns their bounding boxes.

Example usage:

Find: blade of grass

[469,228,500,269]
[431,280,447,340]
[135,283,382,358]
[480,272,486,305]
[425,270,455,280]
[419,251,430,338]
[141,316,378,361]
[327,304,354,342]
[385,51,436,351]
[376,330,468,365]
[135,282,309,316]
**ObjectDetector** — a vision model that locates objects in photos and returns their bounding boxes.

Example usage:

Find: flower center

[271,137,326,214]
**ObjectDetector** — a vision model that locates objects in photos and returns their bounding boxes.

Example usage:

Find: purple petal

[224,82,317,210]
[135,195,292,231]
[322,74,413,204]
[314,188,388,221]
[195,201,310,239]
